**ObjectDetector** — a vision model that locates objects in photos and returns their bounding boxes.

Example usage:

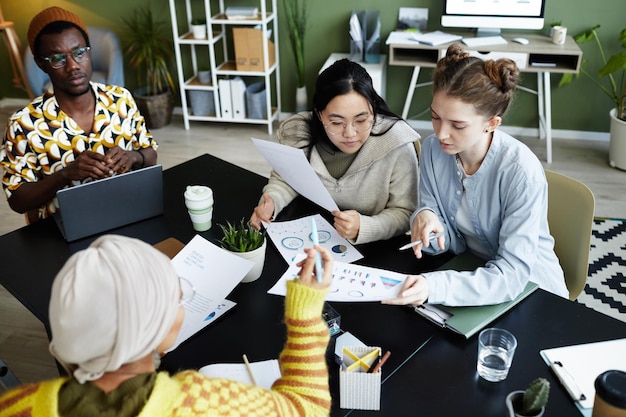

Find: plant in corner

[283,0,309,111]
[219,219,267,283]
[122,5,177,129]
[506,377,550,417]
[559,25,626,121]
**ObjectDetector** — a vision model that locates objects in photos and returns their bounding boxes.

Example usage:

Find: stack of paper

[409,31,462,46]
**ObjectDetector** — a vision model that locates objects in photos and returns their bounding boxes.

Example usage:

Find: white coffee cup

[551,26,567,45]
[184,185,214,231]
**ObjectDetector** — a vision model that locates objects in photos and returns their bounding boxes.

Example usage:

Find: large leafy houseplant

[283,0,308,88]
[559,25,626,121]
[122,6,176,96]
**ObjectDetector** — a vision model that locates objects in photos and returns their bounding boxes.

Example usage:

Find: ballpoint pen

[242,354,258,386]
[399,231,444,251]
[310,218,323,283]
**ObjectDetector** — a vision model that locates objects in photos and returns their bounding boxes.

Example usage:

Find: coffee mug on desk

[551,26,567,45]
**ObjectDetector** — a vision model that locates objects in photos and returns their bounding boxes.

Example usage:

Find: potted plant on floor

[219,219,266,283]
[283,0,308,112]
[559,25,626,170]
[122,5,176,129]
[506,378,550,417]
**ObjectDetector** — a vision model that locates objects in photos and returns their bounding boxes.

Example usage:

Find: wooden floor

[1,106,625,389]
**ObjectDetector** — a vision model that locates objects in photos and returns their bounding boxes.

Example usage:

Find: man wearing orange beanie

[0,7,158,221]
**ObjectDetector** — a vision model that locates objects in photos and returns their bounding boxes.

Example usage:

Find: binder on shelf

[540,338,626,415]
[218,78,233,119]
[230,77,247,119]
[413,252,539,338]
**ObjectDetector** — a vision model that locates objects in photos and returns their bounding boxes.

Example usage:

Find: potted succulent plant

[559,25,626,169]
[122,5,176,129]
[506,378,550,417]
[219,219,266,283]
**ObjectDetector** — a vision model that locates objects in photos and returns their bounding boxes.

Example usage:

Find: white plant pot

[609,108,626,171]
[233,240,267,283]
[505,391,545,417]
[295,86,308,112]
[190,24,207,39]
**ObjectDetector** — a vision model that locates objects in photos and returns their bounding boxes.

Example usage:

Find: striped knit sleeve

[270,279,332,416]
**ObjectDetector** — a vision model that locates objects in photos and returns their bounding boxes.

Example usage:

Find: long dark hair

[309,58,401,152]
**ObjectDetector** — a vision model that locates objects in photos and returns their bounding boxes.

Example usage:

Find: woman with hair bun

[384,43,568,308]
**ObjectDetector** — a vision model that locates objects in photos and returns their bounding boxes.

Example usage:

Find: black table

[1,153,625,416]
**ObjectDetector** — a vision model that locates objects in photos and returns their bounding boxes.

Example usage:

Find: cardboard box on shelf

[233,28,275,71]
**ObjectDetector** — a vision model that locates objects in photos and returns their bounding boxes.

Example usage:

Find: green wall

[1,0,623,133]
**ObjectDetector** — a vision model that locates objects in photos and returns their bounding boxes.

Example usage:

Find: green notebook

[413,252,539,338]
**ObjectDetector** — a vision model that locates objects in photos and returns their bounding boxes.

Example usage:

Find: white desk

[320,53,387,100]
[386,32,582,163]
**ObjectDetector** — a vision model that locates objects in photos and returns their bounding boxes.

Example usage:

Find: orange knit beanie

[27,6,89,54]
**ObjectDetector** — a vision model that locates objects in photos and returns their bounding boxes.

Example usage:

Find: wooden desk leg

[402,66,422,120]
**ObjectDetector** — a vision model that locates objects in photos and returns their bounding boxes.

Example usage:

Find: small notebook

[413,252,539,338]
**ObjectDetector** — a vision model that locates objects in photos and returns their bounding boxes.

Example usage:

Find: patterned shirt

[0,82,157,218]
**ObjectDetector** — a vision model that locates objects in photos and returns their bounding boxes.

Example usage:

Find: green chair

[545,170,595,300]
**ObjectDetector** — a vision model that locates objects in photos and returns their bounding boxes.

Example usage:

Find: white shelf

[168,0,281,134]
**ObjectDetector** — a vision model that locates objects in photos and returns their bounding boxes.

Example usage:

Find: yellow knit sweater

[0,280,331,417]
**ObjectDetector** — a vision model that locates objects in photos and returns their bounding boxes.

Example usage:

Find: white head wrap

[49,234,180,383]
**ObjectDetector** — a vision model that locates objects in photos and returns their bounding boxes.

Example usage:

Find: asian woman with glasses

[250,59,420,244]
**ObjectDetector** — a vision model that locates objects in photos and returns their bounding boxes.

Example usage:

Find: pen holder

[339,346,382,410]
[364,41,380,64]
[350,40,364,62]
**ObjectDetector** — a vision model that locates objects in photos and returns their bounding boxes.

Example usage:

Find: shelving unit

[168,0,281,134]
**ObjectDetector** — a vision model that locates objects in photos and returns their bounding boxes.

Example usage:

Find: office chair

[24,26,124,96]
[545,170,595,301]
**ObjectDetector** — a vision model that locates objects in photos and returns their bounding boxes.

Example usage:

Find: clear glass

[477,328,517,382]
[41,46,91,69]
[323,116,374,136]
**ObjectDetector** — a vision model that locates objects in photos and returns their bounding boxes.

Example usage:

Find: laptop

[53,164,164,242]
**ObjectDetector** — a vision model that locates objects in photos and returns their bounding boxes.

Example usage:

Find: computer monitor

[441,0,546,37]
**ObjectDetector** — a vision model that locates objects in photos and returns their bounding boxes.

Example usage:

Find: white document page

[268,255,406,302]
[200,359,281,390]
[165,235,254,352]
[251,138,339,212]
[263,214,363,264]
[540,338,626,412]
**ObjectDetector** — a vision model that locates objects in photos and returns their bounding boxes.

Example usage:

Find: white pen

[550,361,587,402]
[399,231,444,251]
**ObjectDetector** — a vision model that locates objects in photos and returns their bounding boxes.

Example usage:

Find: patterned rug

[576,218,626,323]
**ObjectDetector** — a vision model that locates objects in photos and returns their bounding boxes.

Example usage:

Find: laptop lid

[54,164,164,242]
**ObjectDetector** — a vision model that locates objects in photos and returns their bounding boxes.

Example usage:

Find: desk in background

[1,154,625,417]
[386,32,582,163]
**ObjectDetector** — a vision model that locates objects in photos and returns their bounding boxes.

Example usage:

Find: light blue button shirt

[411,132,569,306]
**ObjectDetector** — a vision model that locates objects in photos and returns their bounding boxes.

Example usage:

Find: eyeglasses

[40,46,91,69]
[179,277,196,306]
[323,115,374,136]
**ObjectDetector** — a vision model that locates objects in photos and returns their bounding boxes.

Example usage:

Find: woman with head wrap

[0,235,333,416]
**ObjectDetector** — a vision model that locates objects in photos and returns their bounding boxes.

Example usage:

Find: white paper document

[200,358,281,390]
[165,235,254,352]
[263,214,363,264]
[268,256,407,302]
[251,138,339,212]
[540,338,626,414]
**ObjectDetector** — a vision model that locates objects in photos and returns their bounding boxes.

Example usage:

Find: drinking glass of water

[477,328,517,382]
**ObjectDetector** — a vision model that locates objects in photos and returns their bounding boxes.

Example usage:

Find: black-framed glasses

[322,115,374,136]
[179,276,196,306]
[40,46,91,69]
